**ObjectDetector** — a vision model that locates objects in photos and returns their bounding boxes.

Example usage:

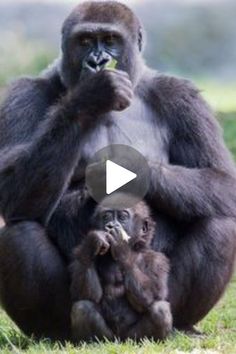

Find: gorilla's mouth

[85,58,110,73]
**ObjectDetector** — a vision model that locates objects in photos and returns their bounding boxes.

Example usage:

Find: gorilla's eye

[78,36,93,47]
[103,212,113,223]
[118,211,129,222]
[103,35,118,47]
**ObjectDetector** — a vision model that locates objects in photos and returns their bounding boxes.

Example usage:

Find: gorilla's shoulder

[143,71,200,103]
[5,77,48,101]
[139,70,212,118]
[138,69,216,130]
[2,73,64,113]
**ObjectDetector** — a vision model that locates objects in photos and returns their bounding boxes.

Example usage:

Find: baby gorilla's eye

[118,211,129,222]
[103,212,113,223]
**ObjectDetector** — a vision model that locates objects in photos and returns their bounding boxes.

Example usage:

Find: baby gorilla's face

[101,208,132,233]
[93,204,154,250]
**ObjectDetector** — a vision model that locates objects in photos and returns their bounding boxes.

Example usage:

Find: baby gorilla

[70,195,172,341]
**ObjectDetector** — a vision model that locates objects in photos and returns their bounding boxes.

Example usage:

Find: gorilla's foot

[150,301,173,339]
[71,300,113,342]
[177,325,205,338]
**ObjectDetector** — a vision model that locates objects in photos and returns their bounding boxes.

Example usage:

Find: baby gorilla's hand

[108,227,131,263]
[86,230,111,257]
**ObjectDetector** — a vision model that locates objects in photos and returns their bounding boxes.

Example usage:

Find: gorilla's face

[93,204,154,251]
[75,30,124,75]
[98,207,133,235]
[61,23,141,88]
[60,1,144,88]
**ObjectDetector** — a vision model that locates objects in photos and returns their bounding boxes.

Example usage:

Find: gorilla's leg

[149,301,173,338]
[0,222,71,340]
[169,217,236,330]
[125,318,153,341]
[123,301,172,341]
[71,301,113,342]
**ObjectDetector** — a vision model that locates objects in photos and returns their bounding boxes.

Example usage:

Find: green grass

[0,276,235,353]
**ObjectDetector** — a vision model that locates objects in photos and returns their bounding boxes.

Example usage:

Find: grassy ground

[0,276,235,353]
[0,77,235,352]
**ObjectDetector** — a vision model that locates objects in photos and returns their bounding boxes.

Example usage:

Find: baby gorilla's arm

[139,252,172,337]
[109,228,168,310]
[121,253,159,311]
[70,230,110,303]
[109,230,173,339]
[123,251,170,310]
[124,251,173,340]
[70,231,113,341]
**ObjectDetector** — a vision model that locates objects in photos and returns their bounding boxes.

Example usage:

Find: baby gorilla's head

[92,193,156,250]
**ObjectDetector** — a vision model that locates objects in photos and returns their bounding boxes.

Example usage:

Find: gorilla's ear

[138,26,144,52]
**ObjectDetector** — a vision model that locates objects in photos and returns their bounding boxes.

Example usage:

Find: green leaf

[105,59,117,69]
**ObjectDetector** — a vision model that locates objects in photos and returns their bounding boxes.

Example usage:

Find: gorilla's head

[60,1,145,88]
[92,193,156,251]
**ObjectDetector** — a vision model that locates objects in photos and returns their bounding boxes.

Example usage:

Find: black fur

[70,199,172,341]
[0,0,236,341]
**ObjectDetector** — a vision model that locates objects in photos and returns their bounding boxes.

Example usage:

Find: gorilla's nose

[86,52,111,72]
[106,222,115,230]
[106,222,120,230]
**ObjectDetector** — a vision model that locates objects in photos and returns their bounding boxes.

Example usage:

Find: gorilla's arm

[0,77,85,224]
[70,258,103,304]
[148,76,236,220]
[70,231,109,304]
[118,251,169,311]
[47,190,96,259]
[0,67,132,225]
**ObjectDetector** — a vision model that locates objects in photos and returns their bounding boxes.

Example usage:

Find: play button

[106,160,137,194]
[85,144,151,209]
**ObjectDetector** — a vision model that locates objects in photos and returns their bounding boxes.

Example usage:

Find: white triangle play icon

[106,160,137,195]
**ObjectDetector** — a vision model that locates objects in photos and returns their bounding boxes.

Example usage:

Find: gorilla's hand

[74,230,111,266]
[108,227,132,264]
[74,69,133,115]
[84,230,111,257]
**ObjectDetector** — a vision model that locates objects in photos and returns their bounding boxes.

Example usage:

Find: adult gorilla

[0,1,236,341]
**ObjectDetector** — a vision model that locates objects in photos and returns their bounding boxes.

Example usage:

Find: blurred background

[0,0,235,156]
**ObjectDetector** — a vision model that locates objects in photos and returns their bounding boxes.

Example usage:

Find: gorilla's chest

[79,97,169,164]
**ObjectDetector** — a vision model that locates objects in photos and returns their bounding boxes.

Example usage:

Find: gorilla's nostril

[106,223,114,230]
[100,58,110,67]
[87,60,97,70]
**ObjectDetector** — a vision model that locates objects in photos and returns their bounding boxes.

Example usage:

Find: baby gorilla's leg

[149,300,173,339]
[124,315,161,341]
[71,300,113,342]
[124,302,172,341]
